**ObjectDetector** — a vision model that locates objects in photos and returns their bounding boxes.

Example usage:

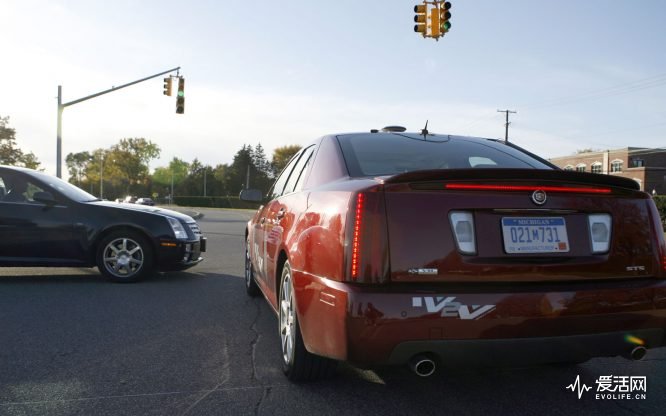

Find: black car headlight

[167,217,189,240]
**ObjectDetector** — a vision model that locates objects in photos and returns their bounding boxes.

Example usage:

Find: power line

[522,72,666,111]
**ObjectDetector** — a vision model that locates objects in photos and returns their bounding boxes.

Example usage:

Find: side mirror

[33,191,57,205]
[239,189,263,202]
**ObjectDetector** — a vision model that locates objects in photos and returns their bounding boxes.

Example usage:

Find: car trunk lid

[381,169,661,283]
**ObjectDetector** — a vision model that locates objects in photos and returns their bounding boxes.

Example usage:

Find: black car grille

[187,222,202,238]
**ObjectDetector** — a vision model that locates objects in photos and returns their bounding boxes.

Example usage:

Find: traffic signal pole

[56,66,180,178]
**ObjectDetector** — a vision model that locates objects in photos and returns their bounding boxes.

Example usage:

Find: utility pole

[497,109,517,143]
[203,169,207,197]
[100,151,104,199]
[56,66,181,178]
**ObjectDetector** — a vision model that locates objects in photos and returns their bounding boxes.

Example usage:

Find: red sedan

[241,128,666,381]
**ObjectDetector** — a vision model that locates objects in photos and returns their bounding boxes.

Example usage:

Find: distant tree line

[1,114,303,202]
[66,139,301,201]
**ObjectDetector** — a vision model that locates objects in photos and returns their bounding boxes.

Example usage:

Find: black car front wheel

[96,230,153,282]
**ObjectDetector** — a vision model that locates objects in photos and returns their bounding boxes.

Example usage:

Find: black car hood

[89,201,196,222]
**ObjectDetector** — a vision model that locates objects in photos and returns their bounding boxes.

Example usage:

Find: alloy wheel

[280,270,295,365]
[101,237,144,278]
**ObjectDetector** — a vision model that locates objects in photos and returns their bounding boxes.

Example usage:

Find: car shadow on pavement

[0,269,210,284]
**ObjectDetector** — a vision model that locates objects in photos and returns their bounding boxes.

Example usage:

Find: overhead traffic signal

[176,77,185,114]
[413,1,452,40]
[440,1,452,34]
[163,77,172,96]
[413,3,427,35]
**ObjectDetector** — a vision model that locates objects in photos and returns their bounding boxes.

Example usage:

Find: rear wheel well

[276,250,288,293]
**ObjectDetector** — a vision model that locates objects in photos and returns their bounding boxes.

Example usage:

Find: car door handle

[276,208,286,220]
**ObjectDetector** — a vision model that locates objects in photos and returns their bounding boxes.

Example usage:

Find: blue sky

[2,0,665,176]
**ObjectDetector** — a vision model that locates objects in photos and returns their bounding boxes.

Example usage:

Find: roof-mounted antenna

[421,120,429,140]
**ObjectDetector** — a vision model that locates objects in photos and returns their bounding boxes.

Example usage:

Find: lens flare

[624,334,645,346]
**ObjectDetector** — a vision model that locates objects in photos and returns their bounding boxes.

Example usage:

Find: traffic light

[428,5,441,38]
[176,77,185,114]
[413,3,427,35]
[163,77,172,96]
[440,1,452,34]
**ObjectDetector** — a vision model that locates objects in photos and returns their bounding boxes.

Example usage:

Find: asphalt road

[1,207,664,416]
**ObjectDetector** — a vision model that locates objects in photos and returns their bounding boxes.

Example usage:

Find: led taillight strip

[444,184,611,194]
[351,193,364,280]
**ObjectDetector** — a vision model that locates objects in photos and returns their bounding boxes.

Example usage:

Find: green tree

[66,151,92,185]
[109,138,161,194]
[152,157,189,198]
[271,145,301,175]
[251,143,273,193]
[0,115,41,169]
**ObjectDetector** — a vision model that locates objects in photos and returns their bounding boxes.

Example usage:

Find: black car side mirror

[33,191,57,205]
[239,189,263,202]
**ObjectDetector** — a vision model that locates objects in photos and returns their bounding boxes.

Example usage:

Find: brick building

[549,147,666,195]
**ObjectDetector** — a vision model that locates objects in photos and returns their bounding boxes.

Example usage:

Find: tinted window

[269,151,302,200]
[337,133,552,177]
[283,146,315,195]
[30,170,97,202]
[0,171,46,203]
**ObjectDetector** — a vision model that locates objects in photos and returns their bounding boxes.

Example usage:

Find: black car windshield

[337,133,553,177]
[31,171,98,202]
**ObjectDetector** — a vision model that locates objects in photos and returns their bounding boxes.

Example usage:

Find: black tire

[279,261,337,381]
[245,236,260,297]
[96,229,153,283]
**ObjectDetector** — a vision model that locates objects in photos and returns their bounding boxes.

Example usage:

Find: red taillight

[444,184,611,194]
[351,193,364,280]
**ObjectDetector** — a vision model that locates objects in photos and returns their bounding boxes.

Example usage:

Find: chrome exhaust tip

[409,354,436,377]
[629,346,647,361]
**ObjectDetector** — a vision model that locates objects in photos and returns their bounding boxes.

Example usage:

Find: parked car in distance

[136,197,155,206]
[242,128,666,381]
[123,195,138,204]
[0,166,206,282]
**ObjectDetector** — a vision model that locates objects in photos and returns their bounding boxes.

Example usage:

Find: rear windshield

[337,133,553,177]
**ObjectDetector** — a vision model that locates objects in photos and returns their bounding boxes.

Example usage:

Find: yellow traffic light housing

[428,6,441,38]
[176,77,185,114]
[440,1,452,34]
[413,4,427,35]
[163,77,172,96]
[413,1,452,40]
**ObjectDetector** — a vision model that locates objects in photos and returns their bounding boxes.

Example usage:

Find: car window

[268,151,302,200]
[283,146,315,195]
[0,172,45,203]
[293,146,316,192]
[337,133,552,177]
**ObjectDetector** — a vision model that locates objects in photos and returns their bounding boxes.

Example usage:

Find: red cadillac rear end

[293,132,666,376]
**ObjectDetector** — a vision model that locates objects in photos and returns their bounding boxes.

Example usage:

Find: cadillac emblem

[531,190,547,205]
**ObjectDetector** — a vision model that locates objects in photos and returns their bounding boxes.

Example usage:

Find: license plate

[501,217,569,254]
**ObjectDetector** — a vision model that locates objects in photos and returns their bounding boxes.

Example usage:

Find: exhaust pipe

[627,346,647,361]
[409,354,436,377]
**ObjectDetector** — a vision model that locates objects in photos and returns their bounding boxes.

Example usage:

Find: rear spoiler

[381,168,641,191]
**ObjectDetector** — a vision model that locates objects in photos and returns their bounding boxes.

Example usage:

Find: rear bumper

[292,271,666,366]
[389,329,664,367]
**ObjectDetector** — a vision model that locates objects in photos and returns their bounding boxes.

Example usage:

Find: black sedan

[0,166,206,282]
